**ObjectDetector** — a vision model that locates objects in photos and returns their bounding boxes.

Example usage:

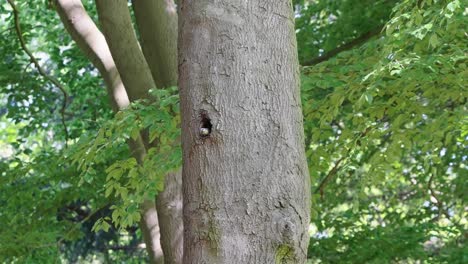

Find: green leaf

[428,34,440,48]
[363,92,373,104]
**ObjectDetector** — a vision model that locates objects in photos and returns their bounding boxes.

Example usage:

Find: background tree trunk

[156,170,183,264]
[94,1,166,262]
[57,1,162,262]
[179,1,311,263]
[95,0,154,101]
[132,0,178,88]
[140,200,164,264]
[132,1,184,263]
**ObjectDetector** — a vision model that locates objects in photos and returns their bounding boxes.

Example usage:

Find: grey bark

[132,0,178,88]
[54,0,129,111]
[156,170,183,264]
[179,1,311,263]
[95,0,155,101]
[55,1,163,263]
[140,200,164,264]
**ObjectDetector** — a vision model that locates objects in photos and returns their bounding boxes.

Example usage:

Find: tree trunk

[156,170,183,264]
[140,200,164,264]
[179,1,311,263]
[129,139,165,264]
[57,1,184,263]
[94,2,167,263]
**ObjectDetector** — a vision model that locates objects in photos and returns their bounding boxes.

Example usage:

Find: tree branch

[98,245,146,251]
[132,0,178,88]
[314,125,383,197]
[131,2,184,263]
[56,2,183,263]
[427,171,451,220]
[54,0,129,111]
[95,0,155,101]
[301,25,384,66]
[7,0,69,144]
[316,156,345,198]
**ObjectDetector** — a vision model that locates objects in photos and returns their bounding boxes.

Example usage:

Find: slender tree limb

[20,62,33,81]
[132,0,178,88]
[314,125,378,197]
[7,0,69,144]
[97,245,146,251]
[54,0,129,111]
[316,156,346,198]
[95,0,155,101]
[301,25,384,66]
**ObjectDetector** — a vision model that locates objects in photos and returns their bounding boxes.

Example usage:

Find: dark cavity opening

[199,110,212,137]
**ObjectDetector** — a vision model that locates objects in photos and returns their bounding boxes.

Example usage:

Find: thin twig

[20,61,32,80]
[302,25,384,66]
[314,125,380,197]
[316,156,345,198]
[7,0,69,145]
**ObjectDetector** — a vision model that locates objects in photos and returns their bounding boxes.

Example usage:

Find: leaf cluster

[301,0,467,262]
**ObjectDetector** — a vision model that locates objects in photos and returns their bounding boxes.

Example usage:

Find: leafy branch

[315,156,346,198]
[7,0,69,144]
[427,168,451,220]
[26,203,109,251]
[314,126,373,197]
[302,25,384,66]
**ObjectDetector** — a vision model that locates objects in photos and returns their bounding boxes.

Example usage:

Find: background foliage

[300,0,467,262]
[0,0,466,263]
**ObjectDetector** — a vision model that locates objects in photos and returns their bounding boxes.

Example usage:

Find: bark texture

[156,170,183,264]
[132,0,178,88]
[140,200,164,264]
[179,1,311,263]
